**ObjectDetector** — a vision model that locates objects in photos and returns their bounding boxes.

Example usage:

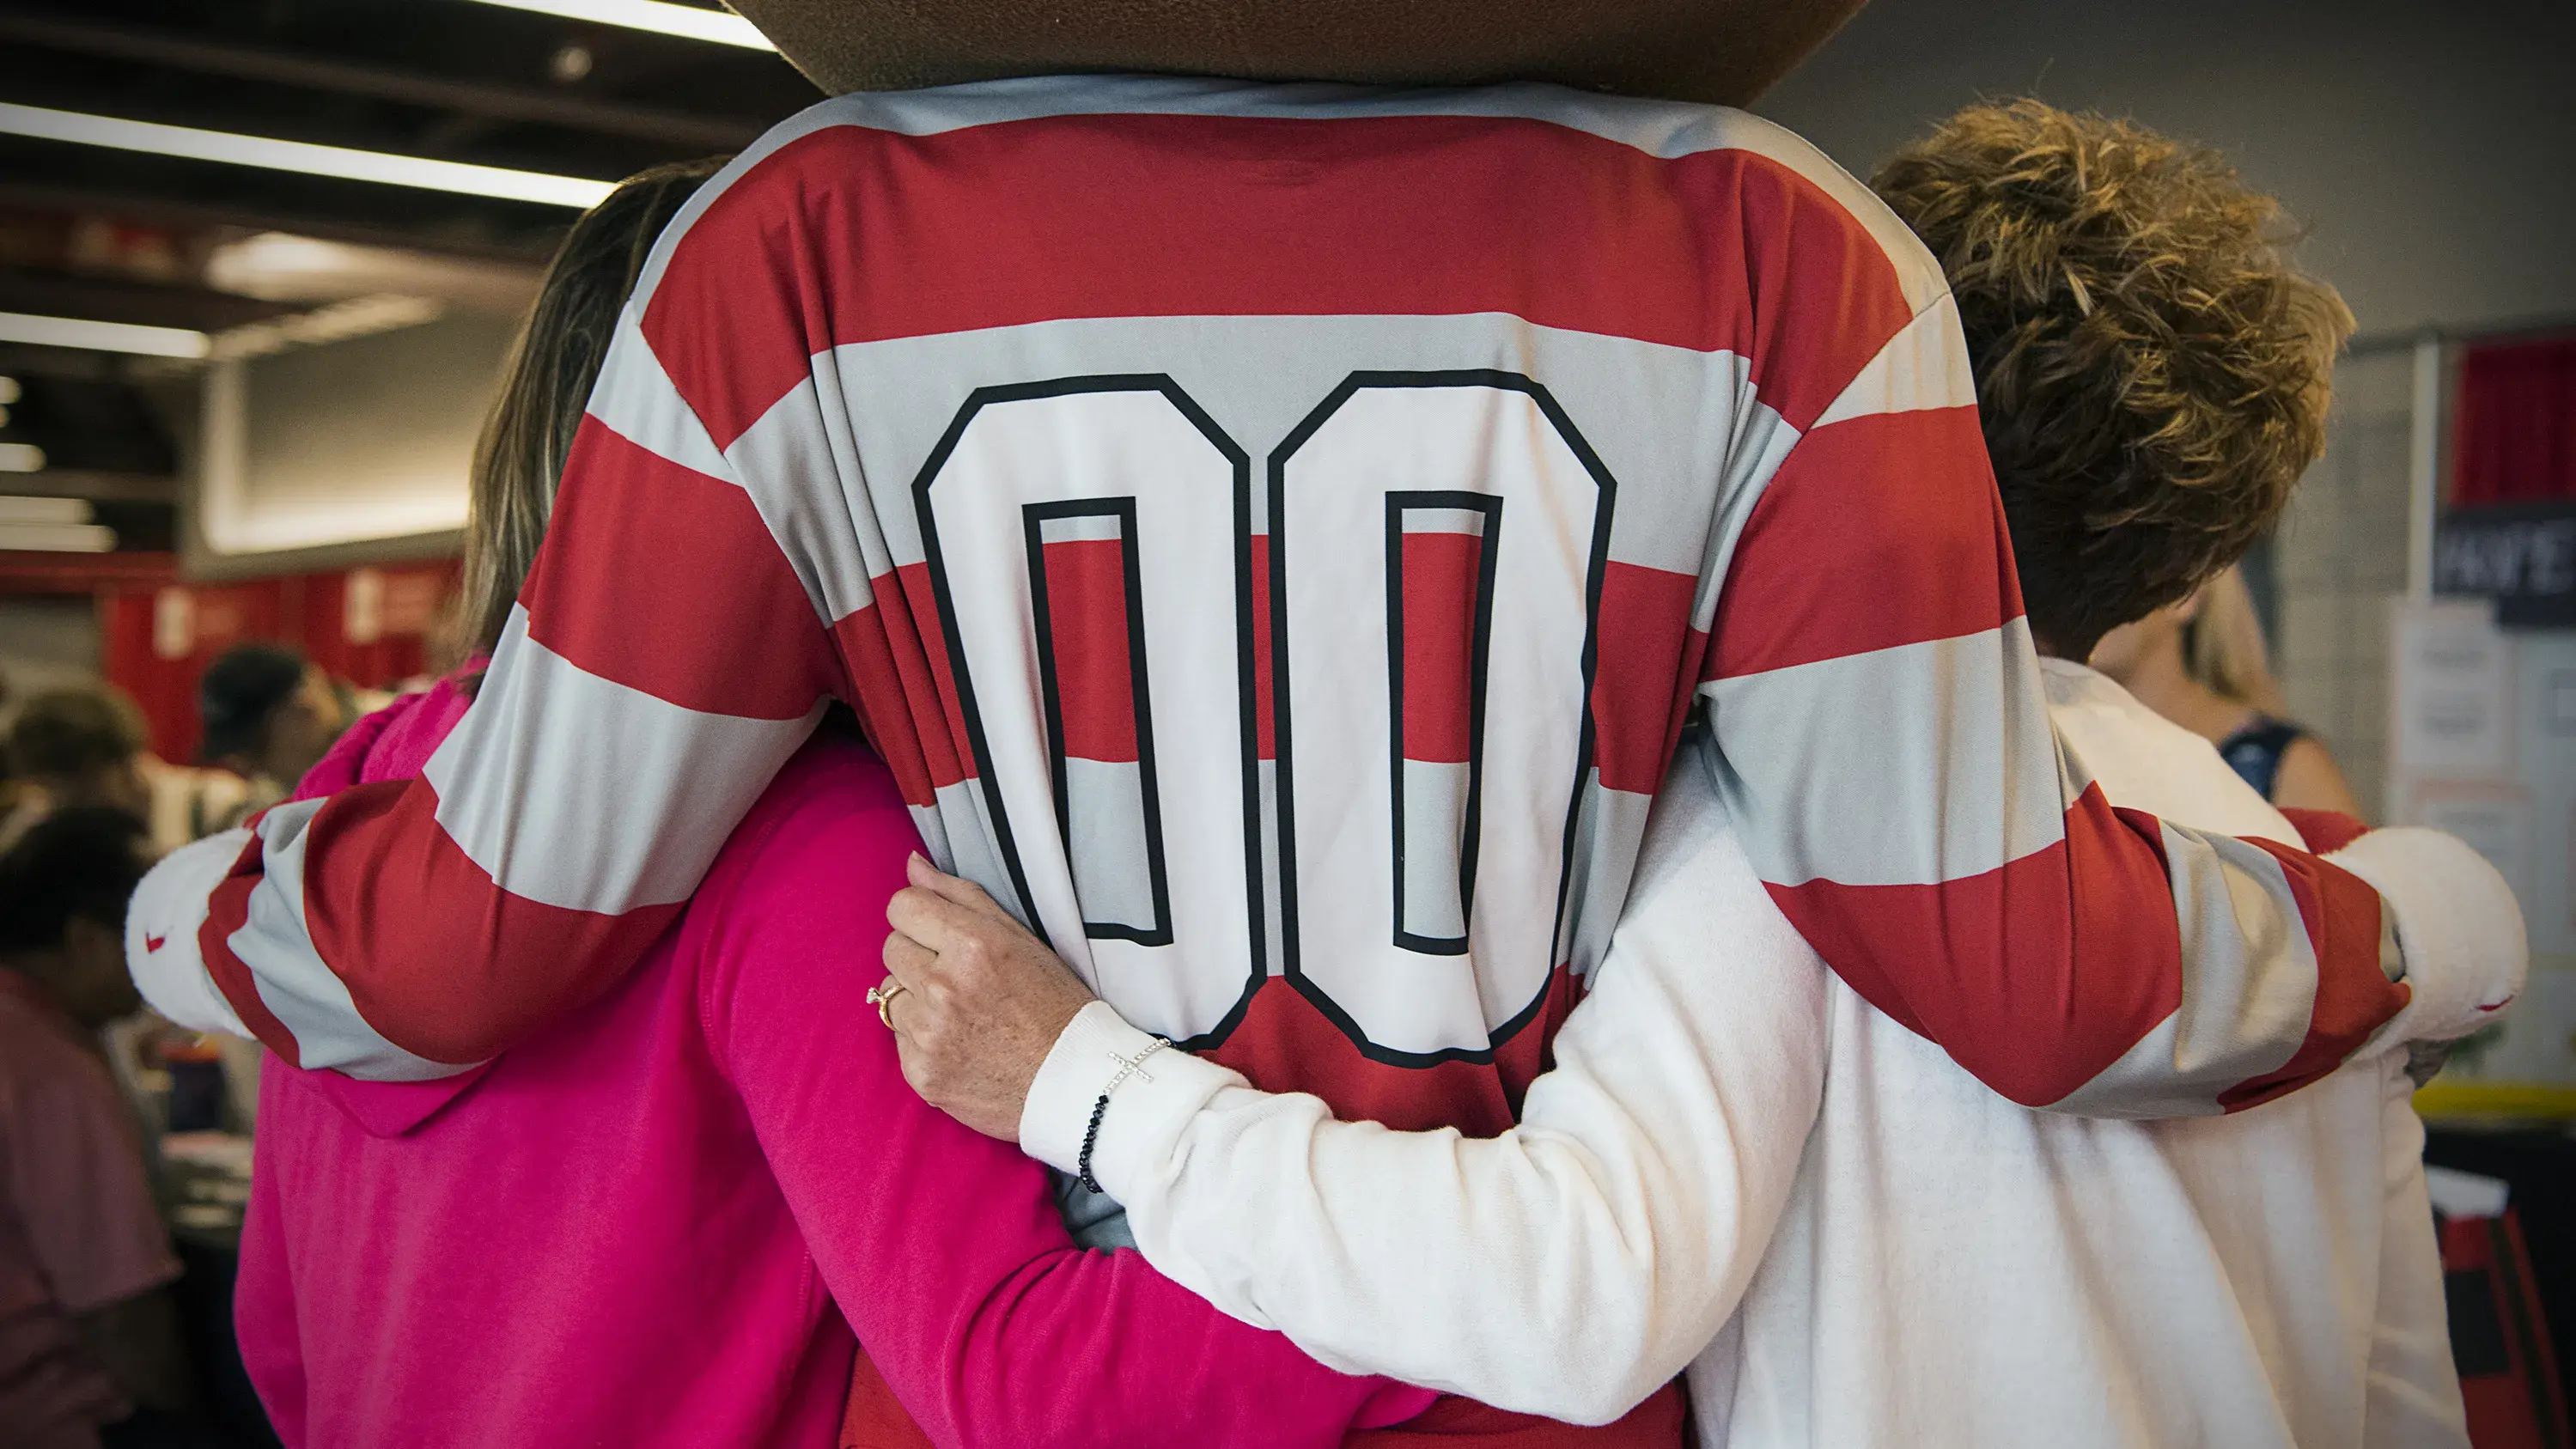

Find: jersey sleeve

[697,740,1432,1449]
[1014,762,1825,1424]
[1701,291,2408,1115]
[124,289,848,1079]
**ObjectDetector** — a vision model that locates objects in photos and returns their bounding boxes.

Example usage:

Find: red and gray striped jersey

[173,77,2408,1129]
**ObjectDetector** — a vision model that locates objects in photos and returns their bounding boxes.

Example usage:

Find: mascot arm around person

[131,0,2415,1131]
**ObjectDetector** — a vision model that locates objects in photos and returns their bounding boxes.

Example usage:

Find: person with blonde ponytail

[227,161,1440,1449]
[2092,563,2365,813]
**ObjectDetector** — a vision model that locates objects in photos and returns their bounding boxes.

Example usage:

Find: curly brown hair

[1871,100,2354,657]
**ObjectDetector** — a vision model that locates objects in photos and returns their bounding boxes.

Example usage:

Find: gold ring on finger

[867,979,909,1031]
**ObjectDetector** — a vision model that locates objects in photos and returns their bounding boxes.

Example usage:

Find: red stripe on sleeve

[1767,786,2184,1107]
[2216,841,2407,1111]
[295,780,684,1065]
[1591,561,1703,795]
[643,115,1916,447]
[200,828,302,1068]
[520,419,842,721]
[2281,807,2371,856]
[1711,405,2020,678]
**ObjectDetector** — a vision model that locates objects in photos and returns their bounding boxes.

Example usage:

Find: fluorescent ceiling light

[206,232,541,312]
[0,310,211,359]
[463,0,773,49]
[0,521,116,553]
[0,103,616,209]
[0,496,87,524]
[210,295,448,363]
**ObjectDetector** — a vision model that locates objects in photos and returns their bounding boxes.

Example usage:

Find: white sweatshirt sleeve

[1017,754,1830,1424]
[2327,826,2527,1047]
[1014,677,2530,1425]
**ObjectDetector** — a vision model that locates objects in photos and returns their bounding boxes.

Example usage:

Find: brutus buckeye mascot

[730,0,1862,102]
[129,4,2439,1446]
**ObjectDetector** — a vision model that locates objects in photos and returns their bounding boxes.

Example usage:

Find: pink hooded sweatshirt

[233,673,1434,1447]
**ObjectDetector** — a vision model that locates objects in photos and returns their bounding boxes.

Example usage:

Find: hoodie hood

[275,667,489,1138]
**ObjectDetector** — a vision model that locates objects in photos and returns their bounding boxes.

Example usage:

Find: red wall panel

[70,559,458,763]
[2452,336,2576,507]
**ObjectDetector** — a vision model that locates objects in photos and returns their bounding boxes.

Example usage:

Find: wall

[1758,0,2576,338]
[192,310,515,575]
[98,561,457,763]
[2272,345,2413,816]
[0,594,100,703]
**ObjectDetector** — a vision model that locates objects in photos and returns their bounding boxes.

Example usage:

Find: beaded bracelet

[1076,1037,1172,1195]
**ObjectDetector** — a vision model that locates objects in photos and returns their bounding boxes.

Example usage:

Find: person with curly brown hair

[1870,100,2353,666]
[1877,100,2366,813]
[855,100,2523,1447]
[222,160,1466,1449]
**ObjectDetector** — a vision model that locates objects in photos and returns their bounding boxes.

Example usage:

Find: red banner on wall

[2452,336,2576,508]
[89,561,459,763]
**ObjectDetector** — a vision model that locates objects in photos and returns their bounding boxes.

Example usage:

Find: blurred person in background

[2092,563,2365,814]
[0,808,204,1449]
[0,688,153,855]
[196,647,348,829]
[0,663,24,842]
[216,158,1438,1449]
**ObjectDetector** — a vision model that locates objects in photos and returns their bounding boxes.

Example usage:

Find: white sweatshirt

[1021,661,2525,1447]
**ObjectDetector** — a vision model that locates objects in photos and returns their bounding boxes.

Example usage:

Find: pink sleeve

[697,739,1434,1449]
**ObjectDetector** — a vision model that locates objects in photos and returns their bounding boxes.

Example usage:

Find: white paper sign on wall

[2391,598,2513,776]
[151,587,194,661]
[344,566,384,645]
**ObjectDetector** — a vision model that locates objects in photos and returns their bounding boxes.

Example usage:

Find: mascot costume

[130,4,2434,1443]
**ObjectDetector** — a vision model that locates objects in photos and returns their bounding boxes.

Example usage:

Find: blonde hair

[1871,100,2354,655]
[2182,564,2288,715]
[454,157,729,660]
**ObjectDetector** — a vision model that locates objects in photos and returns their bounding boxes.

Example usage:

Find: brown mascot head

[731,0,1867,107]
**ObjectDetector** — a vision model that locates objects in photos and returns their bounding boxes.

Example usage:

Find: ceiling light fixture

[0,497,86,524]
[0,521,116,553]
[462,0,773,49]
[0,310,212,359]
[0,103,617,209]
[0,445,47,474]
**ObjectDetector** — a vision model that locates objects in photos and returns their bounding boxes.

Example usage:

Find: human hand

[880,855,1097,1140]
